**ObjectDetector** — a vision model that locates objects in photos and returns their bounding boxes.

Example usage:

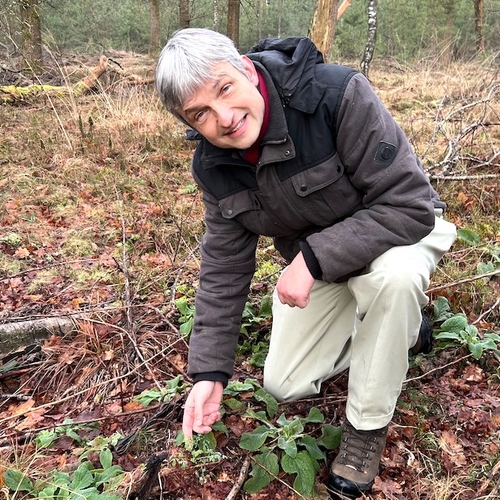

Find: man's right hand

[182,380,224,442]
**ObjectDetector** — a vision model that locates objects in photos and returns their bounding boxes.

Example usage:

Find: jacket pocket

[289,153,363,223]
[219,189,292,237]
[291,154,344,196]
[219,189,259,219]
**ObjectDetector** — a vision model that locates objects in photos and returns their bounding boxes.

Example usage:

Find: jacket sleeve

[305,72,436,283]
[187,167,259,381]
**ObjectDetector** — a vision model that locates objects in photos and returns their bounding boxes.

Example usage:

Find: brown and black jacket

[186,37,444,386]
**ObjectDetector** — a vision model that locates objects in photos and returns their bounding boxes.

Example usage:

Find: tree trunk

[227,0,240,48]
[257,0,263,40]
[442,0,456,64]
[148,0,161,54]
[277,0,284,38]
[308,0,339,62]
[19,0,43,72]
[179,0,190,29]
[214,0,221,31]
[473,0,484,52]
[360,0,378,78]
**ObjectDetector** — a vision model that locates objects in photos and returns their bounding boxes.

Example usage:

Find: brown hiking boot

[328,420,388,499]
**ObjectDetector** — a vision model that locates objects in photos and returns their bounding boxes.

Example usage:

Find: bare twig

[427,269,500,293]
[405,353,472,383]
[429,173,500,181]
[425,83,500,176]
[119,217,134,334]
[476,457,500,498]
[0,332,187,427]
[473,298,500,325]
[225,456,251,500]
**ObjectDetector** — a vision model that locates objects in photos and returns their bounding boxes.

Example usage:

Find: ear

[241,56,259,87]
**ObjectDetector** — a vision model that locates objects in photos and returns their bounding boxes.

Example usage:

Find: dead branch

[425,83,500,177]
[337,0,352,19]
[0,317,76,352]
[473,297,500,325]
[0,55,153,105]
[405,353,473,384]
[429,173,500,181]
[225,456,251,500]
[0,55,108,104]
[427,269,500,293]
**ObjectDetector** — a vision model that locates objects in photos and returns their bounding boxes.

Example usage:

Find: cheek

[249,88,265,118]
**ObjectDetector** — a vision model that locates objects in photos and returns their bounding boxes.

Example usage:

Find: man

[155,28,456,498]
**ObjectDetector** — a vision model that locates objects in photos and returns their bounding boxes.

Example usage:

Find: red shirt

[242,70,270,165]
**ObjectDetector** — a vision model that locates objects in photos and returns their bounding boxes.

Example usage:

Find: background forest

[1,0,500,64]
[0,1,500,500]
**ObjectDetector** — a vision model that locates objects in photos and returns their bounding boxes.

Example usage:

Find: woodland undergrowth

[0,53,498,500]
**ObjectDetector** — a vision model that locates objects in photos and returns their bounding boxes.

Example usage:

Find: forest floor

[0,51,499,499]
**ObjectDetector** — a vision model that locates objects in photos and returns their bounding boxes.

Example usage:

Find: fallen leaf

[439,430,467,468]
[101,350,115,361]
[462,364,484,382]
[14,247,30,258]
[5,200,20,211]
[123,400,145,412]
[373,475,403,495]
[15,407,47,431]
[10,398,35,416]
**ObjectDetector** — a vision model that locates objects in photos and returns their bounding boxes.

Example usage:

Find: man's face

[180,56,265,150]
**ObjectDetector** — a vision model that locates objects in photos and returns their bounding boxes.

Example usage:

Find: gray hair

[155,28,247,120]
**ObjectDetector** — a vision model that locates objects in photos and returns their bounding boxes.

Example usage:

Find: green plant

[172,431,226,484]
[432,297,500,360]
[34,419,99,449]
[0,232,23,247]
[133,375,187,406]
[223,378,278,415]
[240,295,273,335]
[232,382,340,497]
[238,295,273,367]
[457,228,500,274]
[3,448,124,500]
[241,407,340,496]
[175,296,195,338]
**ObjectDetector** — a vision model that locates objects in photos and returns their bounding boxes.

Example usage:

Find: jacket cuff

[192,371,229,388]
[299,241,322,280]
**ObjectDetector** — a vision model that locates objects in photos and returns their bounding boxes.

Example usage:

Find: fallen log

[0,317,76,353]
[0,55,152,105]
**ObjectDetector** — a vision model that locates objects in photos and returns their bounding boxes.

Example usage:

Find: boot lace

[337,424,386,474]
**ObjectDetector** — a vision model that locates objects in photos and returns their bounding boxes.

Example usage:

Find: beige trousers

[263,214,457,430]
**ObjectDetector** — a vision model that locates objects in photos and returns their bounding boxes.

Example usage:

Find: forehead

[182,62,244,111]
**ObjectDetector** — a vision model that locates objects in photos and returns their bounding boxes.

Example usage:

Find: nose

[213,103,233,128]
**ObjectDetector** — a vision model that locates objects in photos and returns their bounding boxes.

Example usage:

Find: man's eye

[195,110,205,121]
[221,84,232,94]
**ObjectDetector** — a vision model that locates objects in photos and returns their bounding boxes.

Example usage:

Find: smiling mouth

[226,116,246,135]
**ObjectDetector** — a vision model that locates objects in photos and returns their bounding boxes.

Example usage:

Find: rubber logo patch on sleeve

[374,141,396,165]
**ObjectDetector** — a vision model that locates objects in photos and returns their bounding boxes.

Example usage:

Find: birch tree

[214,0,221,31]
[360,0,378,78]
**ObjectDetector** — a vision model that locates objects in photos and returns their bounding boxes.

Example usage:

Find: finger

[193,396,206,432]
[182,406,195,441]
[206,410,221,426]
